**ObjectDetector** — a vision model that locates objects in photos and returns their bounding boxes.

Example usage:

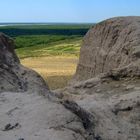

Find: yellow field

[21,56,78,89]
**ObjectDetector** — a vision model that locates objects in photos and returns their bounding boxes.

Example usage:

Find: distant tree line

[0,28,89,37]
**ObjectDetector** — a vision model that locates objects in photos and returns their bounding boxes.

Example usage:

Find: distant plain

[0,24,92,89]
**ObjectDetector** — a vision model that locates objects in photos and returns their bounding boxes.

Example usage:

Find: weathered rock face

[57,17,140,140]
[0,33,49,93]
[0,33,19,65]
[75,16,140,81]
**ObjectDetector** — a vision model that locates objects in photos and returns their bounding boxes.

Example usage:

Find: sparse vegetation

[21,56,78,89]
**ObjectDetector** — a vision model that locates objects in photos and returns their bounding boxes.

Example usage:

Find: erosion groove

[62,100,95,130]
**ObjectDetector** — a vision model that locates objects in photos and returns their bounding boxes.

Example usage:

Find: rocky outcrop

[0,33,49,94]
[75,16,140,81]
[0,17,140,140]
[58,67,140,140]
[56,17,140,140]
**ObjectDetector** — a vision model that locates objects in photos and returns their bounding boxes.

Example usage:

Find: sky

[0,0,140,23]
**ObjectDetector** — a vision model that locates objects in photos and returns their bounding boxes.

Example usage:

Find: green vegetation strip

[15,35,82,58]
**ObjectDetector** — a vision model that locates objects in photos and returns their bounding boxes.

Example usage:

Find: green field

[15,35,82,58]
[0,24,92,89]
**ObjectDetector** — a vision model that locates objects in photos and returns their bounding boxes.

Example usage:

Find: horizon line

[0,22,95,24]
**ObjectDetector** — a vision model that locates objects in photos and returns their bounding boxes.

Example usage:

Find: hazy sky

[0,0,140,23]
